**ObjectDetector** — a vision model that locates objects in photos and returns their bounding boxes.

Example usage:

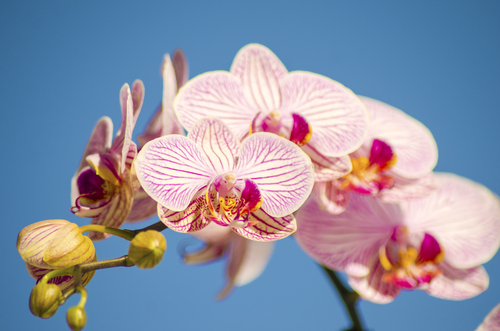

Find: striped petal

[476,303,500,331]
[425,262,489,300]
[405,173,500,269]
[302,144,352,181]
[230,43,287,112]
[312,181,350,215]
[359,96,438,179]
[280,72,369,157]
[112,83,135,172]
[157,190,211,233]
[235,132,314,217]
[295,197,400,275]
[161,53,184,136]
[232,209,296,241]
[135,134,214,211]
[172,49,189,89]
[174,71,256,140]
[378,173,440,203]
[130,80,145,125]
[347,260,401,304]
[188,117,239,174]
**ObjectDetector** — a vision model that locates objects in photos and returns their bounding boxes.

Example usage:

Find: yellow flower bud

[29,283,62,319]
[66,306,87,331]
[128,230,166,269]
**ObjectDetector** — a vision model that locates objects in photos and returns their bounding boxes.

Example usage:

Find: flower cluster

[16,44,500,330]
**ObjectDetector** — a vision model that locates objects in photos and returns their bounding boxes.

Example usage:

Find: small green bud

[128,230,166,269]
[29,283,62,319]
[66,306,87,331]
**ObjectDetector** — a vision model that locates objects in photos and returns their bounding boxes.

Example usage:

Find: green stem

[321,265,366,331]
[40,267,75,284]
[78,256,134,274]
[132,221,168,235]
[75,286,87,308]
[79,224,135,241]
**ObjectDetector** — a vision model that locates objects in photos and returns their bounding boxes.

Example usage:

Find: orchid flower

[127,50,189,223]
[313,96,439,214]
[17,220,96,292]
[295,173,500,303]
[184,222,274,299]
[71,81,144,240]
[173,43,368,180]
[476,303,500,331]
[134,116,314,241]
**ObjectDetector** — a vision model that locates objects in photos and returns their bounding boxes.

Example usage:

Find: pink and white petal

[302,144,352,181]
[425,262,489,300]
[187,117,240,174]
[359,96,438,179]
[174,71,256,140]
[312,181,350,215]
[235,132,314,217]
[161,53,184,136]
[118,84,135,172]
[230,44,287,112]
[378,172,440,203]
[172,49,189,88]
[404,173,500,269]
[295,197,400,274]
[89,169,136,241]
[476,303,500,331]
[281,72,369,157]
[125,187,158,223]
[131,80,145,125]
[138,105,163,149]
[157,191,211,233]
[218,235,248,299]
[234,239,274,286]
[190,221,233,242]
[348,260,401,304]
[232,209,296,241]
[135,135,214,211]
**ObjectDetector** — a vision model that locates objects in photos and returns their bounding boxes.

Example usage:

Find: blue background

[1,1,499,330]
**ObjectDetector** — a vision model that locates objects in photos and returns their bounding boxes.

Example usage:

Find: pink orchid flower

[127,50,189,223]
[71,81,144,240]
[184,222,273,299]
[134,116,314,241]
[174,43,368,180]
[476,303,500,331]
[295,173,500,303]
[313,96,439,214]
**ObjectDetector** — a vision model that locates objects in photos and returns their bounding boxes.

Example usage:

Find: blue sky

[1,1,499,330]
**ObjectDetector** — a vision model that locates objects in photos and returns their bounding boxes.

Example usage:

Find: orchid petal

[281,72,369,157]
[125,187,158,223]
[112,83,135,172]
[425,262,489,300]
[157,190,211,233]
[312,181,350,215]
[138,105,163,148]
[218,235,247,299]
[405,173,500,269]
[184,242,226,265]
[295,197,400,274]
[188,117,240,174]
[172,49,189,88]
[235,132,314,217]
[302,144,352,181]
[348,260,401,304]
[190,221,232,242]
[85,152,121,186]
[71,117,113,204]
[89,168,136,241]
[230,43,287,112]
[174,71,256,140]
[234,240,274,286]
[476,303,500,331]
[232,209,296,241]
[378,173,440,203]
[135,135,214,211]
[359,96,438,179]
[131,80,145,125]
[161,53,184,136]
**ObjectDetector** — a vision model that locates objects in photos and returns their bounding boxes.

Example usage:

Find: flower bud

[29,283,62,319]
[66,306,87,331]
[17,220,96,269]
[128,230,166,269]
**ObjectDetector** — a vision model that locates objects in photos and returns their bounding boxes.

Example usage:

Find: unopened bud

[128,230,166,269]
[66,306,87,331]
[29,283,62,319]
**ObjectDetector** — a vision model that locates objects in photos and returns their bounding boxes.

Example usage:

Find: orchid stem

[79,224,135,241]
[320,265,366,331]
[77,256,135,274]
[132,221,168,235]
